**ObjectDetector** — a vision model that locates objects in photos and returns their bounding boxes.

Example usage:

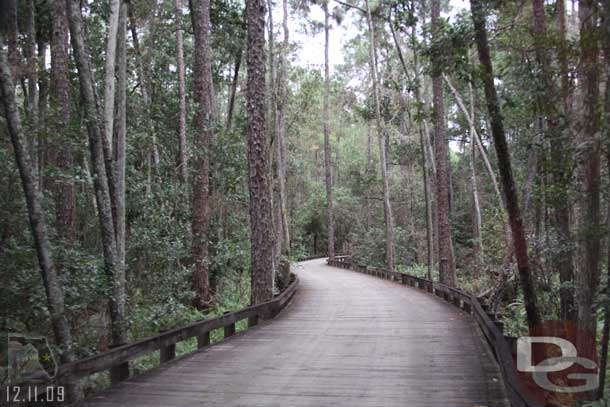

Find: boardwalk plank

[77,258,509,407]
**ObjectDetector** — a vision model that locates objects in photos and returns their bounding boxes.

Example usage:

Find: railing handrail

[327,256,541,407]
[4,273,299,402]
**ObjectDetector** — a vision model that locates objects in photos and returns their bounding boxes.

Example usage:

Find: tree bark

[323,1,335,260]
[246,0,274,304]
[0,40,82,402]
[470,0,541,329]
[174,0,189,183]
[391,8,433,279]
[598,2,610,396]
[225,50,242,134]
[128,4,161,181]
[49,0,77,244]
[531,0,576,322]
[24,0,39,181]
[67,0,127,346]
[103,0,121,154]
[115,1,127,269]
[365,0,393,271]
[189,0,214,309]
[6,0,19,74]
[469,87,483,263]
[574,0,602,338]
[431,0,455,285]
[277,0,290,255]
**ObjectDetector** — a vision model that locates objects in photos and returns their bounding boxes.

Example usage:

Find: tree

[323,0,335,260]
[574,0,602,337]
[277,0,290,255]
[0,40,82,402]
[365,0,393,272]
[48,0,77,244]
[175,0,189,183]
[190,0,214,309]
[246,0,274,304]
[431,0,455,286]
[470,0,541,329]
[103,0,121,154]
[67,0,127,350]
[530,0,576,321]
[116,0,127,269]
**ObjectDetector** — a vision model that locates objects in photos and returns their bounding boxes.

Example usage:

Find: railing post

[160,342,176,363]
[248,315,259,328]
[197,331,210,348]
[109,343,129,384]
[224,322,236,338]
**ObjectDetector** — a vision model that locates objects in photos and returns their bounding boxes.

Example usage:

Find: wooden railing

[4,273,298,405]
[327,256,541,407]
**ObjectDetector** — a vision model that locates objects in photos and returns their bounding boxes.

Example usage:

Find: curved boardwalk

[79,258,508,407]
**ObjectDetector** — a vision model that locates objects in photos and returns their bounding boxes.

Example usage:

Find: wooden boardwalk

[78,258,509,407]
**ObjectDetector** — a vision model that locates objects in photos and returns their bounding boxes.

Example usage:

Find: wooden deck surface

[77,258,509,407]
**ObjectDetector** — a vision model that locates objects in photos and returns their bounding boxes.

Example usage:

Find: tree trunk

[323,2,335,260]
[67,0,127,346]
[431,0,455,285]
[574,0,602,338]
[246,0,274,304]
[470,0,541,329]
[0,41,82,402]
[469,91,483,264]
[277,0,290,255]
[174,0,188,183]
[103,0,121,154]
[128,4,161,181]
[225,50,242,133]
[6,0,19,74]
[49,0,77,245]
[189,0,214,309]
[531,0,576,322]
[391,10,433,279]
[598,2,610,397]
[115,1,127,269]
[24,0,39,180]
[365,0,393,271]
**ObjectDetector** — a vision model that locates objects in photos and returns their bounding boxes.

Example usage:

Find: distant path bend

[79,258,508,407]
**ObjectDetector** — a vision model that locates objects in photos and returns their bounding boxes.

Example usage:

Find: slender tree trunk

[103,0,121,154]
[67,0,127,346]
[277,0,290,255]
[49,0,77,245]
[531,0,576,322]
[598,2,610,396]
[24,0,39,180]
[225,50,242,133]
[392,10,433,279]
[431,0,455,285]
[365,0,393,271]
[128,5,160,179]
[574,0,602,338]
[115,1,127,268]
[189,0,214,309]
[174,0,188,183]
[0,40,83,403]
[469,89,483,263]
[470,0,541,329]
[6,0,19,74]
[246,0,274,304]
[323,2,335,259]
